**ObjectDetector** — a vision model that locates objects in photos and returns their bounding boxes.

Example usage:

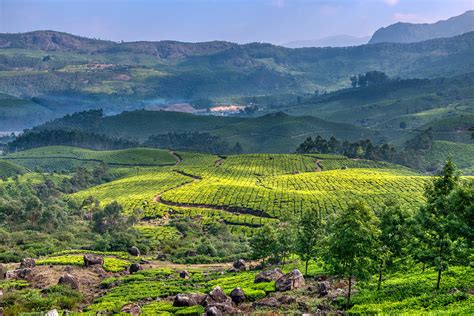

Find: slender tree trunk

[305,259,309,277]
[377,260,383,291]
[347,275,352,307]
[436,269,441,290]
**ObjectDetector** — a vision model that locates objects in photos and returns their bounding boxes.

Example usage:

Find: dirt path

[170,151,183,165]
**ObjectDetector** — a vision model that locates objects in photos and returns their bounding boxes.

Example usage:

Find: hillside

[33,110,377,153]
[282,35,370,48]
[369,10,474,44]
[0,31,473,131]
[0,93,52,131]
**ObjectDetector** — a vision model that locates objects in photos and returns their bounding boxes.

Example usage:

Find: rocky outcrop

[129,246,141,256]
[179,270,190,279]
[6,268,32,280]
[232,259,246,271]
[276,269,305,291]
[230,288,245,305]
[19,258,36,269]
[83,254,104,267]
[254,268,284,283]
[121,303,141,316]
[317,281,330,296]
[58,273,79,290]
[173,293,206,307]
[129,263,142,274]
[203,286,240,315]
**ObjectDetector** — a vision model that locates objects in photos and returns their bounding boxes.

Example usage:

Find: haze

[1,0,472,44]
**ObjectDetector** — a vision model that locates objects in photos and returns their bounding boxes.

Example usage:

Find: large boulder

[317,281,330,296]
[129,246,141,256]
[232,259,246,271]
[253,297,280,308]
[276,269,305,291]
[58,273,79,290]
[202,286,232,306]
[129,263,142,274]
[230,288,246,305]
[6,268,32,280]
[121,303,141,316]
[19,258,36,269]
[179,270,190,279]
[173,293,206,307]
[83,254,104,267]
[254,268,284,283]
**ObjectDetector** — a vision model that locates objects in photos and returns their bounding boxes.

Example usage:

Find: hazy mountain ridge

[282,35,371,48]
[369,10,474,44]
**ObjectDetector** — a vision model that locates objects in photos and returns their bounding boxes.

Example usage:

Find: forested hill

[369,10,474,44]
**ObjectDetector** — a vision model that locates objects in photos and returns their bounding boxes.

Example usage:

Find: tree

[295,210,324,276]
[250,224,278,265]
[350,76,358,88]
[399,121,407,129]
[326,202,381,307]
[376,200,412,290]
[415,157,461,289]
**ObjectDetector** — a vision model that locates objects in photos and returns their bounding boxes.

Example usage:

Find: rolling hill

[369,10,474,44]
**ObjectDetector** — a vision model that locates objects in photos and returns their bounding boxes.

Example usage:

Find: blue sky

[0,0,472,44]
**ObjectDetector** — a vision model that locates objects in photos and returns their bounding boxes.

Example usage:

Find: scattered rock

[276,269,305,291]
[58,273,79,290]
[121,303,141,316]
[232,259,246,271]
[205,303,240,315]
[129,246,141,256]
[230,287,246,305]
[129,263,142,274]
[254,268,284,283]
[253,297,280,308]
[83,254,104,267]
[203,286,232,306]
[19,258,36,269]
[45,309,59,316]
[205,306,222,316]
[179,270,190,279]
[6,268,32,280]
[173,293,206,307]
[278,295,297,305]
[317,281,330,296]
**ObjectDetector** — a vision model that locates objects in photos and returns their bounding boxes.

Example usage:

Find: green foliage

[295,210,324,276]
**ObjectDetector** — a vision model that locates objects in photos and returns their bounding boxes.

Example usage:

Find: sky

[0,0,472,44]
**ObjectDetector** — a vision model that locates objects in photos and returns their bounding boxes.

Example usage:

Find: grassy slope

[0,93,52,130]
[0,160,27,178]
[423,141,474,174]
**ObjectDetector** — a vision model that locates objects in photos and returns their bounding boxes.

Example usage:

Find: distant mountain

[369,10,474,44]
[282,35,370,48]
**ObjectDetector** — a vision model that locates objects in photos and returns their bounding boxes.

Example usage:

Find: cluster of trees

[250,159,472,306]
[350,71,391,88]
[145,132,243,155]
[296,135,396,161]
[7,129,138,152]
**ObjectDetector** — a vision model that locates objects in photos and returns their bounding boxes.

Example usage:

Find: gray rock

[254,268,284,283]
[129,246,140,256]
[19,258,36,269]
[203,286,232,306]
[6,268,31,280]
[276,269,305,291]
[173,293,206,307]
[205,306,222,316]
[317,281,330,296]
[230,287,246,305]
[121,303,141,316]
[45,309,59,316]
[232,259,246,271]
[58,273,79,290]
[129,263,142,274]
[83,254,104,267]
[179,270,190,279]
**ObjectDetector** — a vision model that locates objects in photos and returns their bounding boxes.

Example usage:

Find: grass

[0,160,28,178]
[36,254,130,272]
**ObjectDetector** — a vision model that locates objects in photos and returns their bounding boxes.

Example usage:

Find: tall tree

[376,200,412,290]
[250,224,278,266]
[326,202,380,307]
[416,157,461,289]
[295,210,324,276]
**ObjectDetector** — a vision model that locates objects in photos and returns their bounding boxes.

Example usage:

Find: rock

[121,303,141,316]
[317,281,330,296]
[230,287,246,305]
[179,270,190,279]
[278,295,297,305]
[205,306,222,316]
[232,259,246,271]
[253,297,280,308]
[449,287,460,294]
[129,246,140,256]
[276,269,305,291]
[254,268,284,283]
[19,258,36,269]
[129,263,142,274]
[203,286,232,306]
[58,273,79,290]
[173,293,206,307]
[83,254,104,267]
[6,268,32,280]
[45,309,59,316]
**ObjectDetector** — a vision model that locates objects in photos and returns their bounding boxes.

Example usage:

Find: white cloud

[384,0,399,6]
